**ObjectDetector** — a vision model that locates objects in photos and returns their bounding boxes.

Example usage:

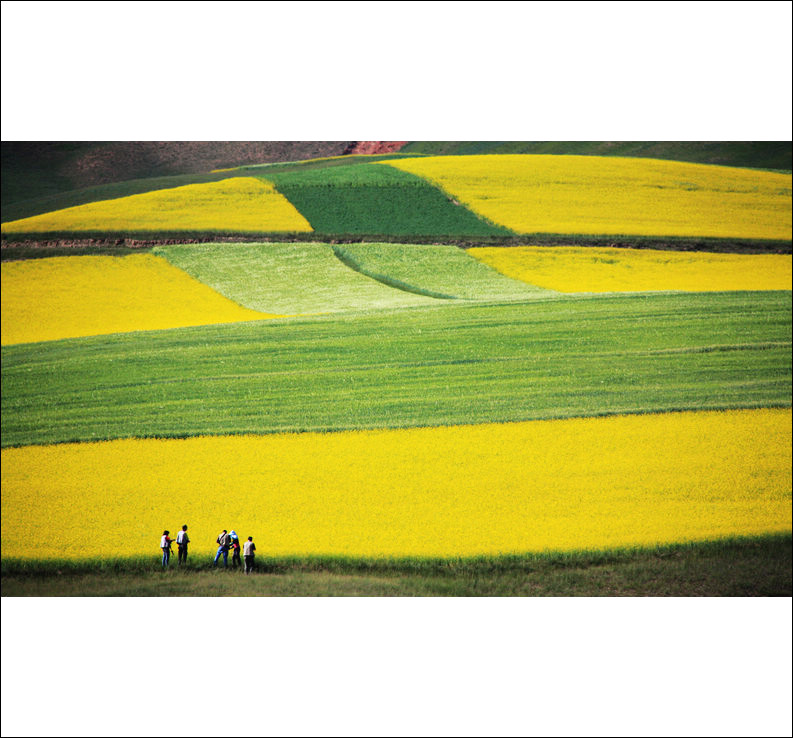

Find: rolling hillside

[3,152,791,247]
[1,142,791,596]
[0,141,354,208]
[4,142,790,216]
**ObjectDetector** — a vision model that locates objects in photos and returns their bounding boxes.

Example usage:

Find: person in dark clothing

[229,530,241,568]
[176,524,190,565]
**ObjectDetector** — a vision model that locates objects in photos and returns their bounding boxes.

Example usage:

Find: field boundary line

[331,245,458,300]
[2,404,790,450]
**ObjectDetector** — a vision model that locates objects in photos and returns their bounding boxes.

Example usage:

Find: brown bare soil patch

[342,142,408,155]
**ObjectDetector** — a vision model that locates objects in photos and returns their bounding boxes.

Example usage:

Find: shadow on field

[2,535,790,597]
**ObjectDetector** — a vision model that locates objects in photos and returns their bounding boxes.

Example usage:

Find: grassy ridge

[400,141,793,171]
[2,292,790,447]
[236,152,425,174]
[3,534,790,596]
[265,163,511,236]
[3,234,791,259]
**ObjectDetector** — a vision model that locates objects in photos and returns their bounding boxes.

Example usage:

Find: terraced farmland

[4,152,789,245]
[1,145,791,596]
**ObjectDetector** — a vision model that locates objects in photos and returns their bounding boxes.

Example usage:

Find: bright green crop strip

[265,163,511,236]
[1,292,790,448]
[154,243,440,314]
[155,242,552,313]
[333,243,554,300]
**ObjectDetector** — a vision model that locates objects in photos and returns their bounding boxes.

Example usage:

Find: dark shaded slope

[1,141,354,209]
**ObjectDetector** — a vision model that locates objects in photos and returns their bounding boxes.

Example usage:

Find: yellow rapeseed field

[1,253,275,345]
[0,177,312,233]
[470,246,793,293]
[2,409,789,560]
[384,155,793,240]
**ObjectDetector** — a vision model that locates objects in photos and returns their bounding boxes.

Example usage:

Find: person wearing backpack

[213,529,231,567]
[176,524,190,565]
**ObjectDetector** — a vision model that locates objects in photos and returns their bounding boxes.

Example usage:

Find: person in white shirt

[243,536,256,574]
[160,530,173,568]
[176,525,190,565]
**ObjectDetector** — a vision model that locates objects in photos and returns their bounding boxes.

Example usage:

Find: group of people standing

[160,525,191,568]
[159,525,257,574]
[214,529,257,574]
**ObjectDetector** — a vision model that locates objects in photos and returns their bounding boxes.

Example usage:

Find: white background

[2,1,792,736]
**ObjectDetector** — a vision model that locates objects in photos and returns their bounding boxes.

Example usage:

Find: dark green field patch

[265,163,512,237]
[2,292,790,448]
